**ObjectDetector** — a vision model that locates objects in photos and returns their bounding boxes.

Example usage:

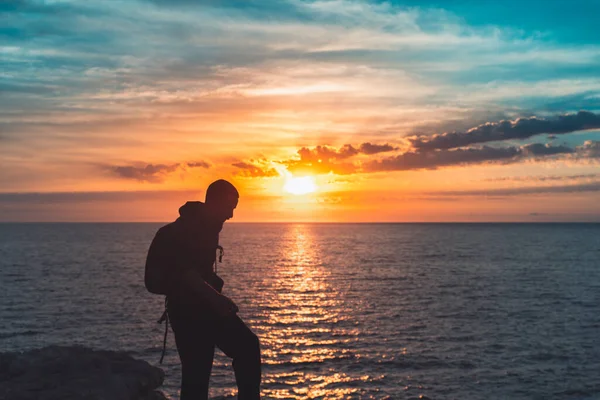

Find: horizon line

[1,221,599,224]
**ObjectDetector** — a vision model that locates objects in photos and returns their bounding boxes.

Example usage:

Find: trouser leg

[214,315,262,400]
[169,308,215,400]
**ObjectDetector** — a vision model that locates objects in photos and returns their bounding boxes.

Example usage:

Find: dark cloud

[300,114,597,175]
[284,139,594,175]
[521,143,575,156]
[232,162,278,177]
[364,145,522,172]
[358,142,397,155]
[409,111,600,151]
[111,164,180,182]
[296,142,396,163]
[187,161,211,168]
[297,144,359,163]
[485,173,599,182]
[579,140,600,158]
[425,181,600,197]
[364,142,580,173]
[0,190,200,204]
[109,161,210,182]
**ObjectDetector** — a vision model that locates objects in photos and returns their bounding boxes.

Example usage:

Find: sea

[1,223,600,399]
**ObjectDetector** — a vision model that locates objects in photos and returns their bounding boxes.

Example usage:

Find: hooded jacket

[146,201,223,303]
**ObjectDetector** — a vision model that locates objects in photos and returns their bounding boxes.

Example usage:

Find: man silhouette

[146,179,261,399]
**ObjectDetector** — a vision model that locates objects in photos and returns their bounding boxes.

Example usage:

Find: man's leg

[214,315,262,400]
[169,307,216,400]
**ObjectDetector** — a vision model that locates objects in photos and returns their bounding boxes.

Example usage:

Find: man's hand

[211,293,239,317]
[179,269,238,317]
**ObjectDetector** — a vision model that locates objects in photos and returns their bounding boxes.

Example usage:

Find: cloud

[275,114,598,177]
[364,141,584,173]
[409,111,600,151]
[110,164,179,182]
[279,137,598,176]
[485,173,599,182]
[425,181,600,197]
[364,145,522,172]
[521,143,575,156]
[579,140,600,158]
[358,142,397,155]
[232,161,278,177]
[297,144,359,163]
[186,161,211,168]
[109,161,210,182]
[285,142,397,173]
[0,190,200,204]
[284,143,385,175]
[0,189,206,222]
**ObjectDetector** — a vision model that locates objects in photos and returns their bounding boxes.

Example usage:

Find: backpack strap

[215,245,224,274]
[157,297,169,364]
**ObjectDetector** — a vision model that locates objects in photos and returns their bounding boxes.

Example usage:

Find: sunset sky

[2,0,600,222]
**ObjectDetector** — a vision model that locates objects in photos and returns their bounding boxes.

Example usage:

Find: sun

[284,176,317,195]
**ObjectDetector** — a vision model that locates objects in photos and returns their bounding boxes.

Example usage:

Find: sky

[1,0,600,222]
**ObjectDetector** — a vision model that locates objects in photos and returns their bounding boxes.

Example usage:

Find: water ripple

[1,223,600,399]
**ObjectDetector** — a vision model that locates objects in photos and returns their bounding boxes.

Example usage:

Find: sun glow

[284,176,317,195]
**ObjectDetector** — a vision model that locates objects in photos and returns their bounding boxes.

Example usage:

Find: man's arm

[178,269,239,317]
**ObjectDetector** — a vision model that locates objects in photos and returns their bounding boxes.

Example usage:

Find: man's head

[205,179,239,222]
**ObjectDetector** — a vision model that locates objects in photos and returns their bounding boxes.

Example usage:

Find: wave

[0,330,42,340]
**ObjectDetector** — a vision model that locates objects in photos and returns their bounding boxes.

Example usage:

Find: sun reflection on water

[250,224,365,399]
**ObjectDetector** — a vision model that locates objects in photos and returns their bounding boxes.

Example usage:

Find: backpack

[144,226,225,364]
[144,227,171,295]
[144,226,224,295]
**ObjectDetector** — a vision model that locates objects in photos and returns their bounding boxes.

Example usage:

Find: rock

[0,346,167,400]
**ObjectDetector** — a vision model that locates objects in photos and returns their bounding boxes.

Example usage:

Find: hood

[177,201,224,233]
[178,201,206,221]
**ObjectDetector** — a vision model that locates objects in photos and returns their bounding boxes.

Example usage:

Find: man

[146,179,261,399]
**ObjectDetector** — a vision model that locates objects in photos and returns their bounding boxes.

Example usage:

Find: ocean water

[1,223,600,400]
